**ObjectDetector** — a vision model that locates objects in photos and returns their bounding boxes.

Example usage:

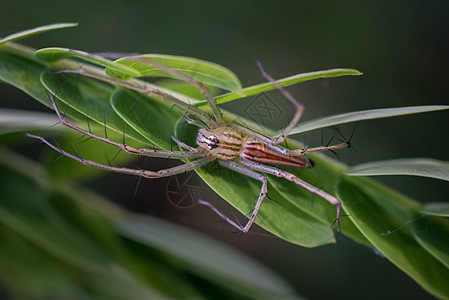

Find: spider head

[196,126,245,159]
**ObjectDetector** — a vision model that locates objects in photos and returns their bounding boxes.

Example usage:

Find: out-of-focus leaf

[413,217,449,269]
[0,109,58,135]
[421,203,449,217]
[119,217,300,300]
[338,177,449,300]
[0,51,50,104]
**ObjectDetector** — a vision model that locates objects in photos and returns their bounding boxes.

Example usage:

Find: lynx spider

[27,59,349,233]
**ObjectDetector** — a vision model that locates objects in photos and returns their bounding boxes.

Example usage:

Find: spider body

[196,125,246,159]
[196,124,310,168]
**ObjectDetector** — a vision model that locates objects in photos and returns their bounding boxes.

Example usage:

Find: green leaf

[0,109,59,135]
[211,68,362,105]
[0,23,78,46]
[346,158,449,181]
[413,217,449,269]
[421,203,449,217]
[0,148,192,299]
[196,162,337,247]
[111,89,183,149]
[338,177,449,300]
[0,153,114,275]
[0,50,91,125]
[118,216,300,300]
[35,48,205,105]
[0,51,49,104]
[283,105,449,136]
[35,47,140,77]
[105,54,242,92]
[40,71,148,144]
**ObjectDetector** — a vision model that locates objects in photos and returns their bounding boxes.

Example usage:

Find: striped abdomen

[241,141,310,168]
[196,126,245,160]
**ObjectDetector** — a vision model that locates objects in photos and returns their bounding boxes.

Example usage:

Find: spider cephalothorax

[196,126,246,160]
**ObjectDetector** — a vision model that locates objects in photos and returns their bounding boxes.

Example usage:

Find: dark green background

[1,1,448,299]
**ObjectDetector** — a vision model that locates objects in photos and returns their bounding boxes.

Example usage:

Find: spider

[27,59,350,233]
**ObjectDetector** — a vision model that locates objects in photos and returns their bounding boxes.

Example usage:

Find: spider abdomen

[196,126,245,159]
[241,141,310,168]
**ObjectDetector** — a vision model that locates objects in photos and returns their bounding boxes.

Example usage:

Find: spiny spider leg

[47,93,200,160]
[231,121,350,157]
[196,199,243,232]
[183,112,208,128]
[197,159,268,232]
[53,69,213,125]
[27,133,211,178]
[256,61,304,145]
[171,135,198,153]
[136,57,223,123]
[288,141,350,156]
[238,157,340,226]
[288,126,353,156]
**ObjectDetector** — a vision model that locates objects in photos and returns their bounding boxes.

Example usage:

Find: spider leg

[231,121,350,157]
[53,68,213,125]
[256,61,304,145]
[171,135,199,153]
[238,158,341,227]
[197,159,268,233]
[288,141,350,156]
[46,93,200,160]
[26,133,210,178]
[136,58,223,123]
[183,112,207,128]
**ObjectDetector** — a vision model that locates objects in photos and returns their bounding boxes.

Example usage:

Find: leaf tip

[350,69,364,76]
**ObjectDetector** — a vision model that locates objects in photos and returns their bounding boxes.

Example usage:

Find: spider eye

[207,135,219,149]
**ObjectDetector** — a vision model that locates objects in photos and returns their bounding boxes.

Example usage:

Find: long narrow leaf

[346,158,449,181]
[282,105,449,136]
[0,23,78,46]
[210,68,362,105]
[0,109,58,131]
[118,217,300,300]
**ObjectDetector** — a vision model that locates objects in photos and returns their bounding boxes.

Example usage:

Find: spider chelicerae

[27,59,350,233]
